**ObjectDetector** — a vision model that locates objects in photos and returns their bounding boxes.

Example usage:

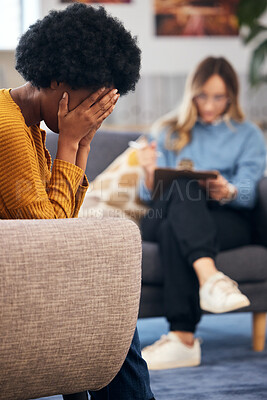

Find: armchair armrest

[253,177,267,246]
[0,217,141,400]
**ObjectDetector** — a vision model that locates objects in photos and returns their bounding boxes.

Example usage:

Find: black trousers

[141,178,252,333]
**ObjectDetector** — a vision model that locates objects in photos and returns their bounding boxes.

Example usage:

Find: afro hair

[15,3,141,95]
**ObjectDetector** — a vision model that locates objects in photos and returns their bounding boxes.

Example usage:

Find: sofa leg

[252,312,266,352]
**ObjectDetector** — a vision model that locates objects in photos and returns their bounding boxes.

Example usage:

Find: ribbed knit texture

[0,89,89,219]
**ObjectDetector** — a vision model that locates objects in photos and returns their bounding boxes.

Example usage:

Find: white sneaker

[141,332,201,370]
[200,271,250,313]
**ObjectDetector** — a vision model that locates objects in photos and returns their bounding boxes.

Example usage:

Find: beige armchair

[0,217,142,400]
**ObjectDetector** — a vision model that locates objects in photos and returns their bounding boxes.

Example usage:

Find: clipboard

[152,167,219,199]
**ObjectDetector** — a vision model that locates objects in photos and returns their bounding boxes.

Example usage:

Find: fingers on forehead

[82,88,118,108]
[99,88,118,104]
[97,91,119,114]
[84,87,106,106]
[94,94,119,119]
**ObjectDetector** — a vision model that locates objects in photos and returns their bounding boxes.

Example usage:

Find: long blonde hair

[152,57,245,152]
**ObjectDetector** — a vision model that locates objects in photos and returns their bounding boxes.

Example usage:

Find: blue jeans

[89,328,154,400]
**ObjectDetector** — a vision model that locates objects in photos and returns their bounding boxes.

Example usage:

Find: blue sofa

[46,129,267,352]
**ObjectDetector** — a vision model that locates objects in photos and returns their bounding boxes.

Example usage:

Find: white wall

[1,1,265,130]
[41,0,251,76]
[0,51,24,88]
[39,0,267,130]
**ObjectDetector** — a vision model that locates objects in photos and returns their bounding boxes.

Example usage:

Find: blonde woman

[138,57,266,370]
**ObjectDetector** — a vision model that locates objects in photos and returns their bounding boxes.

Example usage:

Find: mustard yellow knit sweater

[0,89,89,219]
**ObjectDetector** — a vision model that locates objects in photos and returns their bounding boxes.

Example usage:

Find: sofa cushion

[216,245,267,283]
[85,130,142,180]
[252,177,267,246]
[79,137,149,223]
[142,242,267,285]
[45,130,142,181]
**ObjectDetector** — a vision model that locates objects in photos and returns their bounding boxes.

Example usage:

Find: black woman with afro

[0,3,155,400]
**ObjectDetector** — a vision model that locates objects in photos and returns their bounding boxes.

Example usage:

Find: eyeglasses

[194,93,230,106]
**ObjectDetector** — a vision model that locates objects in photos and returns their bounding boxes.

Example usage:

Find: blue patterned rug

[138,313,267,400]
[37,313,267,400]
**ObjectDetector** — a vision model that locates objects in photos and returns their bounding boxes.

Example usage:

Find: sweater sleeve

[230,126,266,209]
[0,124,85,219]
[73,175,89,218]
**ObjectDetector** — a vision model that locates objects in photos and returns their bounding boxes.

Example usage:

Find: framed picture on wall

[60,0,132,3]
[154,0,240,36]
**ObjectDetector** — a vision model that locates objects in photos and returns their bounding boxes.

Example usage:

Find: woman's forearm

[75,144,90,185]
[56,136,78,165]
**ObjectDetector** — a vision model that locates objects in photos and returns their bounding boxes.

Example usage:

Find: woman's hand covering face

[58,87,120,149]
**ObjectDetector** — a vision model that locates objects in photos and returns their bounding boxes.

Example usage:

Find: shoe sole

[200,298,250,314]
[145,358,201,370]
